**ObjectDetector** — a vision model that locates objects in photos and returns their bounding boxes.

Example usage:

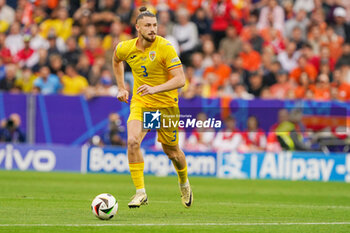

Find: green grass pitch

[1,170,350,233]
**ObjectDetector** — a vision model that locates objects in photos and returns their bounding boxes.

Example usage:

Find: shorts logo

[143,110,161,129]
[149,51,156,61]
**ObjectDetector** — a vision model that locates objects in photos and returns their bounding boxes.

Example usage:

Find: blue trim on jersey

[167,63,182,70]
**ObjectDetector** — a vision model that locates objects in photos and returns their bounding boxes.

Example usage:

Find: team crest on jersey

[149,51,156,61]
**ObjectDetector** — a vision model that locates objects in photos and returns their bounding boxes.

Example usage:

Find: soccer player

[112,7,193,208]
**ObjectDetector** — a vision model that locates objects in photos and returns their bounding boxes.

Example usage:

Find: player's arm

[137,66,185,96]
[112,49,129,103]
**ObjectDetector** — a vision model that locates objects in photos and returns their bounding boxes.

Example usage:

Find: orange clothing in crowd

[239,51,261,71]
[203,64,231,87]
[295,84,317,99]
[34,0,58,9]
[313,86,331,101]
[337,83,350,101]
[134,0,203,13]
[289,64,318,83]
[326,36,344,61]
[294,86,306,99]
[239,27,252,41]
[134,0,158,7]
[185,0,204,14]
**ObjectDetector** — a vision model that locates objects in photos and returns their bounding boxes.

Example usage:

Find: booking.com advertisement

[85,146,217,177]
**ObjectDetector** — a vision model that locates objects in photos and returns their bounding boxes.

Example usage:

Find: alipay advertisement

[217,151,350,182]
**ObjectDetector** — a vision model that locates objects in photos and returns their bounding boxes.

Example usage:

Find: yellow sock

[129,162,145,190]
[176,165,188,185]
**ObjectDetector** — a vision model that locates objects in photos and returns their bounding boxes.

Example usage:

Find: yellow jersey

[39,18,73,41]
[114,36,182,108]
[61,75,88,96]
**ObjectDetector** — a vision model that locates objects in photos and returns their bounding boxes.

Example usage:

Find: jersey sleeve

[114,42,127,61]
[164,43,182,71]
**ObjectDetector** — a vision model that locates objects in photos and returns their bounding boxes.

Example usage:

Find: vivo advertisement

[0,144,81,172]
[1,143,350,183]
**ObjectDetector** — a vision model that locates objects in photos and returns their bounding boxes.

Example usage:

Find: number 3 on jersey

[171,130,177,142]
[141,66,148,77]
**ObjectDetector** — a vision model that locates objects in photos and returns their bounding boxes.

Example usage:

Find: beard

[141,32,156,42]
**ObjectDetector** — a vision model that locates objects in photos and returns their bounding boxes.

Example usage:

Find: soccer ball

[91,193,118,220]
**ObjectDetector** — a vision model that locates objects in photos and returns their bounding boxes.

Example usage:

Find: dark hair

[65,64,76,71]
[6,119,14,129]
[136,7,156,23]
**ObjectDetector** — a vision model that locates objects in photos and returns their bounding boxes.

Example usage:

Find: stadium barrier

[1,143,349,183]
[1,93,349,146]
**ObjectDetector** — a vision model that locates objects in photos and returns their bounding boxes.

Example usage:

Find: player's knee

[127,137,140,151]
[163,145,179,160]
[166,151,178,160]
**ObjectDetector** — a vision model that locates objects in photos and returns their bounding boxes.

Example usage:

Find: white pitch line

[122,200,350,209]
[1,222,350,227]
[214,202,350,210]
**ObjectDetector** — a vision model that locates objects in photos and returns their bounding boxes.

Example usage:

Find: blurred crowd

[0,0,350,101]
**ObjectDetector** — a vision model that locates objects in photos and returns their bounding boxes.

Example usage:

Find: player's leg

[161,143,193,208]
[127,119,148,208]
[162,143,188,182]
[158,106,193,207]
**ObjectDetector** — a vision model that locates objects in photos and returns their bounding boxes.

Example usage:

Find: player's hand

[117,89,129,103]
[137,84,157,96]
